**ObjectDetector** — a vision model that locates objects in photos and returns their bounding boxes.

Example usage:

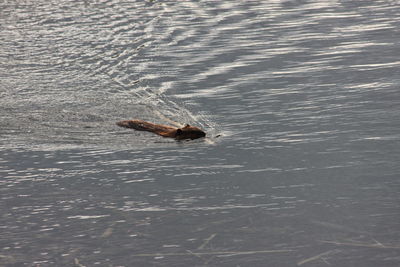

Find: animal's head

[175,124,206,140]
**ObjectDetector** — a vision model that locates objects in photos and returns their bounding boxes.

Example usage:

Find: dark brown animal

[116,119,206,140]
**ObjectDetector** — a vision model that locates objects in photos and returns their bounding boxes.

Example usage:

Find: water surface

[1,0,400,266]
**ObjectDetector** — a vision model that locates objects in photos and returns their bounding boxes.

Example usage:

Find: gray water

[1,0,400,266]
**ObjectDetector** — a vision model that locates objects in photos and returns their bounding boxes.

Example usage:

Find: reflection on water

[1,0,400,266]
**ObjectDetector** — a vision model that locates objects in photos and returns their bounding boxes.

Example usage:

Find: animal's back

[116,119,205,140]
[117,120,173,131]
[116,119,177,137]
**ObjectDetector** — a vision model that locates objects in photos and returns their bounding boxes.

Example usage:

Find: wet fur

[116,119,206,140]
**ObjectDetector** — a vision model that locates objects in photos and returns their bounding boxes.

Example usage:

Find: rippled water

[1,0,400,266]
